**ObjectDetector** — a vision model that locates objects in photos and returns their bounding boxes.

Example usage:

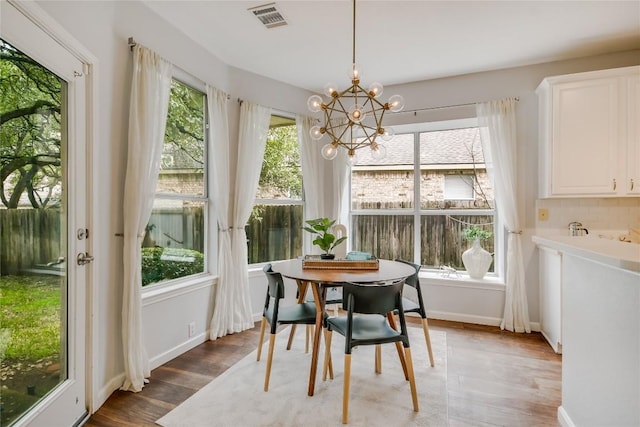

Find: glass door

[0,2,88,426]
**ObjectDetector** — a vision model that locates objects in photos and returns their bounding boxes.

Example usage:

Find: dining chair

[322,280,419,424]
[257,264,321,391]
[395,259,435,367]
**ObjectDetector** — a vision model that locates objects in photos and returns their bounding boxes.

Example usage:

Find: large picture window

[247,114,303,264]
[142,77,207,286]
[351,119,496,274]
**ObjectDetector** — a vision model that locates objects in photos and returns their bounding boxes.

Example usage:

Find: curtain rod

[393,97,519,116]
[127,37,235,101]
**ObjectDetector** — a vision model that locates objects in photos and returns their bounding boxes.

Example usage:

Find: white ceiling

[144,0,640,92]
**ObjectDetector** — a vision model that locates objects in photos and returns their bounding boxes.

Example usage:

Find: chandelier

[306,0,404,165]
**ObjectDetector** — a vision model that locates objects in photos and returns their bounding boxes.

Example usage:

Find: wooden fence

[352,214,494,270]
[246,204,303,264]
[0,209,62,275]
[2,205,493,275]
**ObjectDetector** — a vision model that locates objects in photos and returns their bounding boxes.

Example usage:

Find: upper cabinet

[537,66,640,198]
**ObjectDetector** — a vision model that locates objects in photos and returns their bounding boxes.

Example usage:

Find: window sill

[142,273,217,305]
[419,271,505,291]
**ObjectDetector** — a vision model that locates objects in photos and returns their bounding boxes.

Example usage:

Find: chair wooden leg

[375,344,382,374]
[323,329,333,381]
[264,333,276,391]
[257,317,267,361]
[404,347,419,412]
[342,354,352,424]
[422,317,435,367]
[286,324,297,350]
[387,313,408,380]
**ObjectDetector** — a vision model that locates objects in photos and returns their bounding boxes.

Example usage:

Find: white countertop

[532,234,640,273]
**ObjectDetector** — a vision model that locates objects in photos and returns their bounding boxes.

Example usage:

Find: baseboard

[558,406,575,427]
[427,310,502,326]
[540,330,562,353]
[427,311,541,332]
[149,332,208,370]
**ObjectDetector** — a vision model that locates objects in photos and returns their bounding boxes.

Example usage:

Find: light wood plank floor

[85,319,562,426]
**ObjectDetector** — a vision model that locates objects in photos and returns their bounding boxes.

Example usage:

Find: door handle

[77,252,94,266]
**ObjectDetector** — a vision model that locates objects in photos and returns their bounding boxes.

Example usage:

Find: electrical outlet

[188,321,195,337]
[538,208,549,221]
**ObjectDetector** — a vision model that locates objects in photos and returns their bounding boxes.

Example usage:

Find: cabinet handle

[632,179,635,191]
[613,179,617,190]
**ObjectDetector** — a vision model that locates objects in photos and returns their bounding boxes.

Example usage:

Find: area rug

[156,325,448,427]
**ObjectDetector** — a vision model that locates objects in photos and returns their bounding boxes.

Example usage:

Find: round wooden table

[272,258,416,396]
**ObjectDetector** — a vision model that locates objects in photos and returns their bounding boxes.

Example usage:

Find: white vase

[462,238,492,279]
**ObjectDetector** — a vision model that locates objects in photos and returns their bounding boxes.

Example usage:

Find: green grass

[0,275,62,360]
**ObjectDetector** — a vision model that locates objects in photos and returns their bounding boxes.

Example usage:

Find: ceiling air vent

[248,3,288,29]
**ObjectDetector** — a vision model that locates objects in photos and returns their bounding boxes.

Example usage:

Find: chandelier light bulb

[323,83,339,98]
[347,150,359,166]
[348,63,362,82]
[321,142,339,160]
[368,82,383,98]
[307,94,324,112]
[347,104,366,123]
[370,143,387,160]
[387,94,405,112]
[310,125,325,140]
[379,126,395,141]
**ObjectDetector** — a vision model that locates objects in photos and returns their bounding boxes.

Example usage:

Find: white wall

[32,0,640,415]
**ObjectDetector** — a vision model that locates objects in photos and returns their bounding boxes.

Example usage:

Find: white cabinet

[537,66,640,198]
[626,74,640,195]
[538,246,562,353]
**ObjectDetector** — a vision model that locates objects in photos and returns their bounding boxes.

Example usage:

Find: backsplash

[535,198,640,235]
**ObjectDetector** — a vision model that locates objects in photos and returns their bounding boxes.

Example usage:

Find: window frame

[142,68,212,291]
[349,117,503,280]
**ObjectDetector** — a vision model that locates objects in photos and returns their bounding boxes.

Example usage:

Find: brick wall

[351,168,494,209]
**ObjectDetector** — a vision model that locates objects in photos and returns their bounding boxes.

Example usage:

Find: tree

[0,39,62,209]
[162,80,204,170]
[258,124,302,199]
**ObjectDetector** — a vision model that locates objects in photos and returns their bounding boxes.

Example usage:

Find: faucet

[568,221,589,236]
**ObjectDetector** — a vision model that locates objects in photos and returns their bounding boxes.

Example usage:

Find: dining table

[272,258,416,396]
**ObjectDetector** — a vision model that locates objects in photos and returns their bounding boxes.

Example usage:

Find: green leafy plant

[462,225,492,241]
[303,218,347,255]
[141,247,204,286]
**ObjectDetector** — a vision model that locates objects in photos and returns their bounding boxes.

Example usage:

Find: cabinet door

[551,78,619,195]
[626,74,640,195]
[539,247,562,353]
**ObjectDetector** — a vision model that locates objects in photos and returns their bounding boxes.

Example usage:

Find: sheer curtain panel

[122,45,172,391]
[206,86,233,340]
[476,98,531,333]
[210,101,271,338]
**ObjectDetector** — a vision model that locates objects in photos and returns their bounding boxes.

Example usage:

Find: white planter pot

[462,238,493,279]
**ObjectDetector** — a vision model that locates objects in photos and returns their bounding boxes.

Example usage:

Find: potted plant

[303,217,347,259]
[461,225,493,279]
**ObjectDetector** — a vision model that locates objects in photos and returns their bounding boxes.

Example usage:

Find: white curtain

[297,115,351,253]
[330,151,350,225]
[476,98,531,333]
[210,101,271,338]
[121,45,172,391]
[206,86,234,340]
[297,115,323,221]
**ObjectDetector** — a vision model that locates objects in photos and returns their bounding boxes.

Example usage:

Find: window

[247,114,303,264]
[444,174,474,200]
[142,77,207,286]
[350,119,496,274]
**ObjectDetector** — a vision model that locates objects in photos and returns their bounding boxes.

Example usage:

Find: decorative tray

[302,255,379,270]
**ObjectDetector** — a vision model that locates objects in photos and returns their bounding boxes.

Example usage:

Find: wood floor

[85,319,562,427]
